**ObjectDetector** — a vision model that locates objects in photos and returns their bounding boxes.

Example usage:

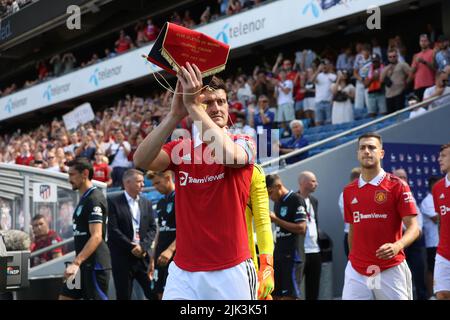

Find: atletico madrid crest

[374,190,387,204]
[40,184,51,200]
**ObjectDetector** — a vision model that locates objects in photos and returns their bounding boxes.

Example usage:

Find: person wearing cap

[381,48,412,114]
[364,53,387,117]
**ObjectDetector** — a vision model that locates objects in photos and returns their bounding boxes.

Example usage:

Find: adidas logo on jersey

[351,197,358,204]
[440,193,445,199]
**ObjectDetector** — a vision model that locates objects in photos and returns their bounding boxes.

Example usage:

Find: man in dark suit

[298,171,321,300]
[107,169,157,300]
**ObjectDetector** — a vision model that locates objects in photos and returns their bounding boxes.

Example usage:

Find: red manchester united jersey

[162,134,254,271]
[343,170,417,276]
[432,176,450,261]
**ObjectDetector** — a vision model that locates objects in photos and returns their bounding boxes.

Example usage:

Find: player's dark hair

[358,132,383,146]
[67,157,94,180]
[265,174,280,189]
[31,214,46,222]
[147,170,172,180]
[428,175,442,191]
[440,143,450,152]
[205,76,226,92]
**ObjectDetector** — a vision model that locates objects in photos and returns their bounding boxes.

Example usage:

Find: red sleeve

[396,181,417,218]
[162,139,184,171]
[343,189,352,224]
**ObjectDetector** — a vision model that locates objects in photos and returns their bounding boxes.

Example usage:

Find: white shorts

[434,253,450,294]
[276,102,295,123]
[162,259,257,300]
[342,260,412,300]
[303,97,316,112]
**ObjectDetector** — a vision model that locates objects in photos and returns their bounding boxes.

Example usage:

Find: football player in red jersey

[342,132,419,300]
[134,63,257,299]
[432,143,450,300]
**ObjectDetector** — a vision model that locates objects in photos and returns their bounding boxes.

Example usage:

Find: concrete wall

[273,103,450,298]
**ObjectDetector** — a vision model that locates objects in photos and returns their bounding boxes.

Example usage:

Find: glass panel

[0,197,13,230]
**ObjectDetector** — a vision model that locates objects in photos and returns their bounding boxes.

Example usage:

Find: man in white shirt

[107,129,132,188]
[298,171,321,300]
[338,167,361,258]
[393,168,427,300]
[312,59,337,126]
[420,175,441,298]
[107,169,157,300]
[275,70,295,126]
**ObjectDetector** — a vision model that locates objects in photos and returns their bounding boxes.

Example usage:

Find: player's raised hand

[177,62,203,108]
[169,80,188,120]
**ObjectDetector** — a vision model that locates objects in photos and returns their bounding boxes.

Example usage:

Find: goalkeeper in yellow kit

[246,164,275,300]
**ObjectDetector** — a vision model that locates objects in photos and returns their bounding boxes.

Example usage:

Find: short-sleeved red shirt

[344,170,417,275]
[162,134,254,271]
[93,162,110,183]
[15,155,34,166]
[411,49,435,90]
[30,230,63,266]
[432,176,450,261]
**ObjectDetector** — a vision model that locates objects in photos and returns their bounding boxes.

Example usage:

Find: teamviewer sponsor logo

[178,171,225,186]
[179,171,189,186]
[353,211,388,223]
[440,205,449,216]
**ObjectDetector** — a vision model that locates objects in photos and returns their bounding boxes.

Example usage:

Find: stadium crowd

[1,1,450,300]
[1,28,450,188]
[0,0,268,97]
[0,0,33,18]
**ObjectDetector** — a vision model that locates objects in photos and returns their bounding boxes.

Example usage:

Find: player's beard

[359,158,379,170]
[70,181,79,191]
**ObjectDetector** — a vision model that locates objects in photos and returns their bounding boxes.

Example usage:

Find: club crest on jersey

[280,207,288,217]
[75,206,83,216]
[374,191,387,204]
[167,203,173,213]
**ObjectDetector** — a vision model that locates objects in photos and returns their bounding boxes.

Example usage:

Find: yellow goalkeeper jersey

[246,164,274,272]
